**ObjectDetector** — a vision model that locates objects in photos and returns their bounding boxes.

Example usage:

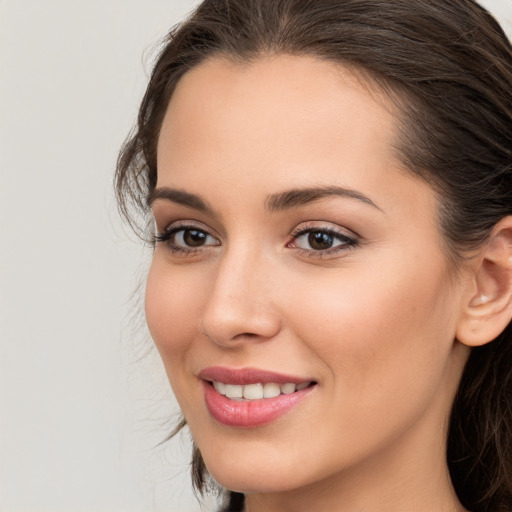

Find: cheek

[286,254,458,409]
[145,257,205,366]
[272,258,461,474]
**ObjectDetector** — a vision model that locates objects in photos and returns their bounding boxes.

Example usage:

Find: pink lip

[198,366,312,385]
[198,366,316,428]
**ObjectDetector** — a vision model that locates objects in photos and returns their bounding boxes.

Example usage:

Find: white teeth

[212,381,311,400]
[213,381,226,395]
[263,382,281,398]
[243,383,264,400]
[225,384,243,398]
[281,383,296,394]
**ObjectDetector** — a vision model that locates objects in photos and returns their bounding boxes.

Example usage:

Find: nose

[200,249,282,347]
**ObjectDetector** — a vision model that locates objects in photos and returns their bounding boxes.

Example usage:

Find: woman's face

[146,56,470,497]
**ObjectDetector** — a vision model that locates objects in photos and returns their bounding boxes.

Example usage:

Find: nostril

[200,285,282,346]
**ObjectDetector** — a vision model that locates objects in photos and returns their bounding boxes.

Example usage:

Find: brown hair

[115,1,512,510]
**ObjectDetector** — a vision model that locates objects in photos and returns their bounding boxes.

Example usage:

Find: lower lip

[202,381,315,428]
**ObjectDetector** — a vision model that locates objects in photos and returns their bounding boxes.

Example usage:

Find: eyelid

[154,218,218,238]
[287,222,359,256]
[153,220,221,250]
[289,221,359,240]
[155,218,214,234]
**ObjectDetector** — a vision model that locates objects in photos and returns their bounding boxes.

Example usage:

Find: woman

[116,1,512,511]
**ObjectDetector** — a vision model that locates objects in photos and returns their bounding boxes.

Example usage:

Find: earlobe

[456,217,512,347]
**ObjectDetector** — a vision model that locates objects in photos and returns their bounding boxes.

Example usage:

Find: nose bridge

[200,243,280,345]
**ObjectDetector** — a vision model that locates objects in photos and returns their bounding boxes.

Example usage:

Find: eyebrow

[147,185,381,213]
[147,187,213,213]
[265,186,382,212]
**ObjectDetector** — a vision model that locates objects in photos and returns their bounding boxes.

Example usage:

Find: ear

[456,216,512,347]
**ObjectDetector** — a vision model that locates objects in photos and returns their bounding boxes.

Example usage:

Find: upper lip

[198,366,315,385]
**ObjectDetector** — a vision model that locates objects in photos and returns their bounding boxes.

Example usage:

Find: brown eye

[154,225,220,251]
[290,227,357,254]
[182,229,208,247]
[171,228,219,249]
[308,231,334,250]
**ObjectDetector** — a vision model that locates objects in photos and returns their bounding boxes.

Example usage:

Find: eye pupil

[184,229,207,247]
[308,231,333,250]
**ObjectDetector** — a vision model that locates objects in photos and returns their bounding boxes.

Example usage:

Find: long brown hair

[115,1,512,510]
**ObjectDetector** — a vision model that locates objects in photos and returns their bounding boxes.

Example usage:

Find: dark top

[218,491,245,512]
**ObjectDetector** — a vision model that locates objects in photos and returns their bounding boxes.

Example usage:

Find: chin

[211,469,300,495]
[201,444,315,495]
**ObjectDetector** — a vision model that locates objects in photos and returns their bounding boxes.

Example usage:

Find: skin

[146,55,473,512]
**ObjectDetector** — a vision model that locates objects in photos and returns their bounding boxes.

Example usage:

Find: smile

[199,367,317,427]
[212,381,312,400]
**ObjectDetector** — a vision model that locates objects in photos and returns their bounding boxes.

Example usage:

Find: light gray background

[1,1,511,511]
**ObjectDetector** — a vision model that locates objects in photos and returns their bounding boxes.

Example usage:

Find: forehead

[155,55,436,226]
[157,54,399,179]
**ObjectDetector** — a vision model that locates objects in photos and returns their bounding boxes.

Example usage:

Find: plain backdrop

[1,1,511,511]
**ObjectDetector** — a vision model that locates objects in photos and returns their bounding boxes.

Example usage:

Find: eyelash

[287,223,359,258]
[153,222,359,258]
[153,223,219,256]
